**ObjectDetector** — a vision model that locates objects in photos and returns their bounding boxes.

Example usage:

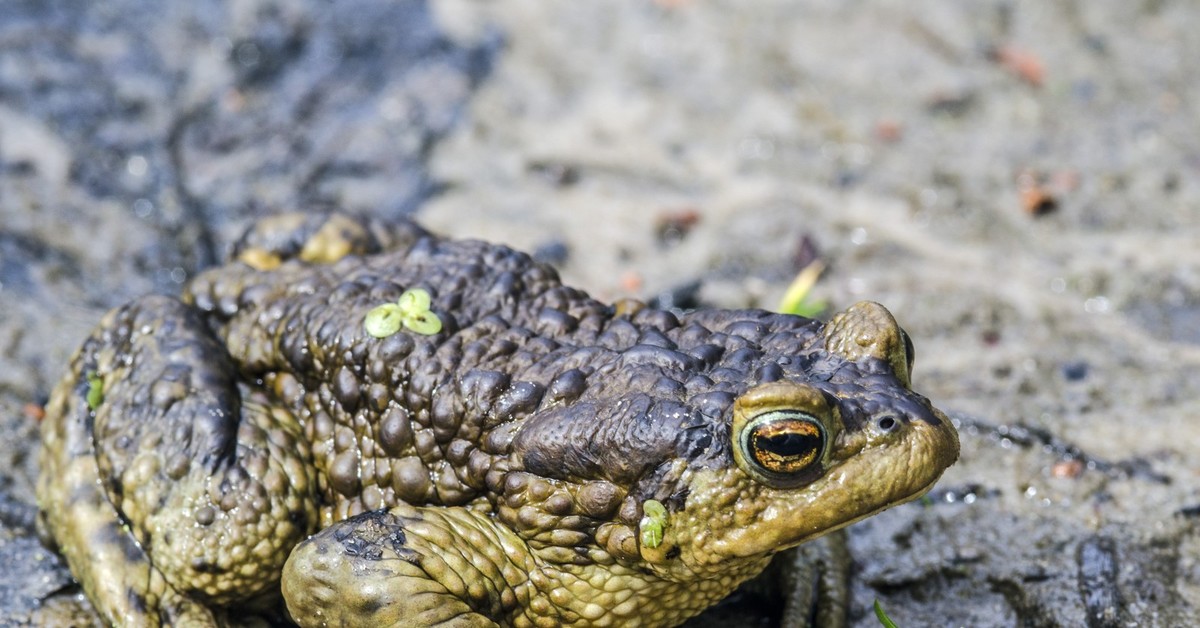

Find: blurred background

[1,1,1197,624]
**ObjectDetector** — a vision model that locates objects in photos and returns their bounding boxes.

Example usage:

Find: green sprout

[777,260,827,318]
[874,599,899,628]
[639,499,668,549]
[364,304,405,337]
[85,371,104,410]
[404,310,442,335]
[365,288,442,338]
[396,287,431,313]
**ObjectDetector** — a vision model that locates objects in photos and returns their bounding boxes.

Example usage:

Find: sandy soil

[426,2,1200,624]
[1,0,1197,625]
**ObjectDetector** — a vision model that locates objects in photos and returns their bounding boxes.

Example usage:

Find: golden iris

[745,412,824,475]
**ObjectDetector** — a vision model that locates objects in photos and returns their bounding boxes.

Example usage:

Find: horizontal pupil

[760,431,819,457]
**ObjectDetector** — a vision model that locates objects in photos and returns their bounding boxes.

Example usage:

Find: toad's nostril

[877,416,897,432]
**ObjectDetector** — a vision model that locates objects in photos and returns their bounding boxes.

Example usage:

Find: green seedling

[85,371,104,410]
[874,599,899,628]
[778,260,827,318]
[364,288,443,338]
[639,499,668,549]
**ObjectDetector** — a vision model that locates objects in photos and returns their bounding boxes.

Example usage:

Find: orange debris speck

[874,119,904,143]
[994,45,1045,87]
[620,271,644,293]
[1051,459,1084,479]
[23,403,45,422]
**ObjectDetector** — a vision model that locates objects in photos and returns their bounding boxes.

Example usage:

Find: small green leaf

[639,499,668,549]
[874,599,899,628]
[403,310,443,335]
[85,371,104,410]
[396,288,432,315]
[364,303,405,338]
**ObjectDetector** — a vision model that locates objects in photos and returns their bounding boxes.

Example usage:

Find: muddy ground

[1,1,1198,626]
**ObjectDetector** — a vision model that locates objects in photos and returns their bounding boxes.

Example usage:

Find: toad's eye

[731,382,837,488]
[743,411,826,476]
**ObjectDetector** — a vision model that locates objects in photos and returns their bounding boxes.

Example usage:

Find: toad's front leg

[283,500,758,628]
[283,505,514,627]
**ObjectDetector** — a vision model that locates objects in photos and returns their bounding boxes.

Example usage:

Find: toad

[37,212,959,627]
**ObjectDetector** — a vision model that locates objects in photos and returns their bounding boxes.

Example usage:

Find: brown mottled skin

[37,212,959,627]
